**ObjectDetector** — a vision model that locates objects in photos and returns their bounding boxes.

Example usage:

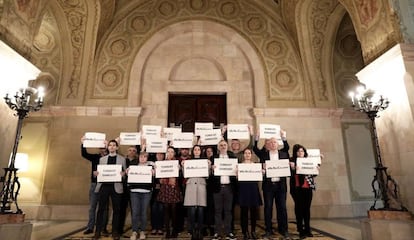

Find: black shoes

[242,232,250,240]
[300,231,314,239]
[83,228,93,234]
[262,231,273,238]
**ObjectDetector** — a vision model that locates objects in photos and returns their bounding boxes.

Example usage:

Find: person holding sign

[157,146,183,239]
[289,144,320,239]
[253,136,290,239]
[127,152,154,240]
[93,140,126,240]
[211,140,238,240]
[222,125,254,163]
[183,145,209,240]
[80,136,109,235]
[237,149,263,240]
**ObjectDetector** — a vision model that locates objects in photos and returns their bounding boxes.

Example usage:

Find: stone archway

[129,20,266,127]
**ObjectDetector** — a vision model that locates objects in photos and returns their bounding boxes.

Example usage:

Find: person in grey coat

[183,145,210,240]
[93,139,126,240]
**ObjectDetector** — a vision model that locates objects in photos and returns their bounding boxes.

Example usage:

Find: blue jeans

[263,182,288,234]
[130,191,152,232]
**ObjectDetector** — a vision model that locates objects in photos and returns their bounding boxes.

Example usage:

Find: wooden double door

[168,94,227,132]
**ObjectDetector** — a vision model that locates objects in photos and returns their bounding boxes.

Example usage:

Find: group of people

[80,126,320,240]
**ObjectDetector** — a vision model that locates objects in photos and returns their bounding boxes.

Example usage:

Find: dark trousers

[188,206,204,233]
[263,182,288,234]
[292,188,313,234]
[151,200,164,231]
[95,184,122,237]
[203,188,215,235]
[164,203,178,234]
[240,206,258,234]
[213,185,233,235]
[118,189,130,233]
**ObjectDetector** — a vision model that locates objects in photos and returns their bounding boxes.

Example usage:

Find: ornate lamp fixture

[0,86,44,214]
[349,86,406,211]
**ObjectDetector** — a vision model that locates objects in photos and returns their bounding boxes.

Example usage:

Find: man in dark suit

[253,134,290,239]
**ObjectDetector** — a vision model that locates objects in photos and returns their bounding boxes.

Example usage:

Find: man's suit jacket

[95,154,126,194]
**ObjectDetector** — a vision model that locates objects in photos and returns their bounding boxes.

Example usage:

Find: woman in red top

[289,144,318,239]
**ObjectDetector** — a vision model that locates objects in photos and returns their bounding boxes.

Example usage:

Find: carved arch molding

[92,0,305,105]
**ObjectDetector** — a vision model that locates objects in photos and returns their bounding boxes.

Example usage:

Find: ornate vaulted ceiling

[0,0,401,108]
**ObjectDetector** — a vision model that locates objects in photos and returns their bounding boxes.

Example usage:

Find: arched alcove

[129,20,266,126]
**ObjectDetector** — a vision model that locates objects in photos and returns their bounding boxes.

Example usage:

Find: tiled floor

[29,218,363,240]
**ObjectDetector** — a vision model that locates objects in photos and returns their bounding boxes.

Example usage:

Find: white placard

[155,160,179,178]
[213,158,238,176]
[146,137,168,153]
[307,149,321,164]
[83,132,106,148]
[199,129,222,146]
[227,124,250,140]
[297,158,319,175]
[119,132,141,145]
[195,122,214,136]
[183,159,209,178]
[237,163,262,181]
[142,125,162,138]
[163,127,182,141]
[265,159,291,178]
[127,165,153,183]
[172,132,194,148]
[259,124,281,139]
[97,164,122,182]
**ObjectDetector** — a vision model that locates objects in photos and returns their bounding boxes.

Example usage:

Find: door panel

[168,94,227,132]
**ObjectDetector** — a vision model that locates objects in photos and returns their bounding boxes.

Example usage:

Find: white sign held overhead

[119,132,141,145]
[227,124,250,140]
[83,132,106,148]
[172,132,194,148]
[146,137,168,153]
[142,125,162,138]
[259,124,281,139]
[199,129,222,146]
[194,122,214,136]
